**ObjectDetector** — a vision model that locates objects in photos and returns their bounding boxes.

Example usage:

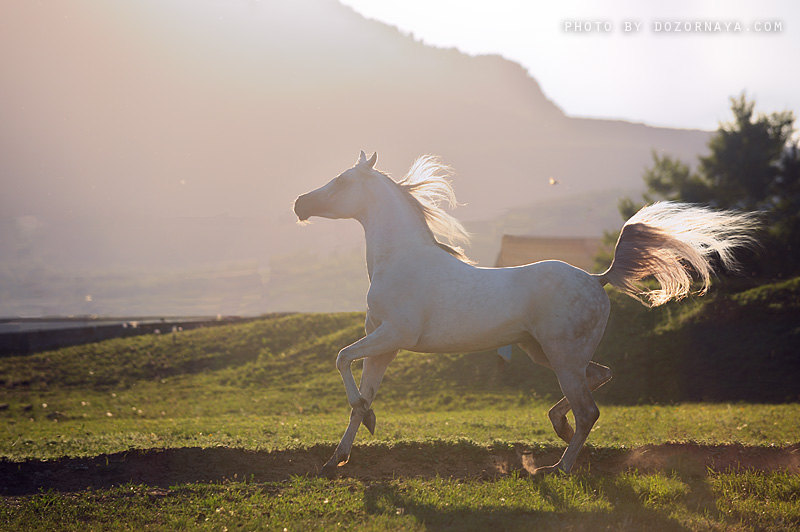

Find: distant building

[495,235,604,272]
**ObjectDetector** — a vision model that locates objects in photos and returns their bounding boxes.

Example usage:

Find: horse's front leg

[321,324,404,476]
[321,350,396,476]
[335,323,404,409]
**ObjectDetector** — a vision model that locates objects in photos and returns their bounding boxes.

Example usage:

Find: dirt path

[2,442,798,495]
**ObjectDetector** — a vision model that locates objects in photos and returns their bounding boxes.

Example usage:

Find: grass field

[2,279,799,530]
[4,472,800,531]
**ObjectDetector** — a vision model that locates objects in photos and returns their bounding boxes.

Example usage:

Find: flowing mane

[390,155,471,262]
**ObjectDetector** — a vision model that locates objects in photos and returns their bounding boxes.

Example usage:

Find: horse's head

[294,150,380,222]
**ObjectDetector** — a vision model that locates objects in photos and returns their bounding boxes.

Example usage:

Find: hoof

[362,408,376,435]
[320,461,338,479]
[532,464,566,477]
[320,453,349,479]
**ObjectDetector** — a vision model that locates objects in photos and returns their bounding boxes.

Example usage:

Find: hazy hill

[0,0,710,315]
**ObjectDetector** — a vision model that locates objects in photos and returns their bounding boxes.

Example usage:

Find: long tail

[596,201,760,307]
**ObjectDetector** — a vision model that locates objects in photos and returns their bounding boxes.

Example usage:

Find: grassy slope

[1,278,799,530]
[595,276,800,403]
[1,278,800,461]
[4,277,799,402]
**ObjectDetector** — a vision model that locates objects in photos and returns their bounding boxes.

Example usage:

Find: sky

[340,0,800,131]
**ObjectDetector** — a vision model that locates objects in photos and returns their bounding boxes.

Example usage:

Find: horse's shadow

[361,473,725,531]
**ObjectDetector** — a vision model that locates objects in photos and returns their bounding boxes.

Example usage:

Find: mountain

[0,0,710,315]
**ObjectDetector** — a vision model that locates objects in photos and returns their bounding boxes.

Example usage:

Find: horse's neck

[359,191,433,280]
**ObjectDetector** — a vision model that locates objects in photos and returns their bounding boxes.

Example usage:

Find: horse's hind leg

[548,362,612,443]
[537,365,600,475]
[518,338,574,442]
[321,350,396,477]
[518,339,610,444]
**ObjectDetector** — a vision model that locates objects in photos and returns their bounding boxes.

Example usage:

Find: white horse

[293,151,758,476]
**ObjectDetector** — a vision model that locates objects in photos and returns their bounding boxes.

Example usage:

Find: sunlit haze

[0,0,796,315]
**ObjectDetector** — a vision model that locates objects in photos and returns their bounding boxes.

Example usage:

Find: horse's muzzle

[293,194,312,221]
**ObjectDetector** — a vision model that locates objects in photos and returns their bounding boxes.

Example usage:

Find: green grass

[2,402,799,461]
[0,283,799,460]
[1,279,799,529]
[2,472,798,531]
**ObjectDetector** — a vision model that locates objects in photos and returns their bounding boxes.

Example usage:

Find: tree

[642,152,711,204]
[699,93,795,210]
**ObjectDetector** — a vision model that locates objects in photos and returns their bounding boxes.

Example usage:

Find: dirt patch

[2,442,798,495]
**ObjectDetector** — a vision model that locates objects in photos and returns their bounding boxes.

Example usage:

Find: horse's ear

[366,152,377,169]
[358,150,367,164]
